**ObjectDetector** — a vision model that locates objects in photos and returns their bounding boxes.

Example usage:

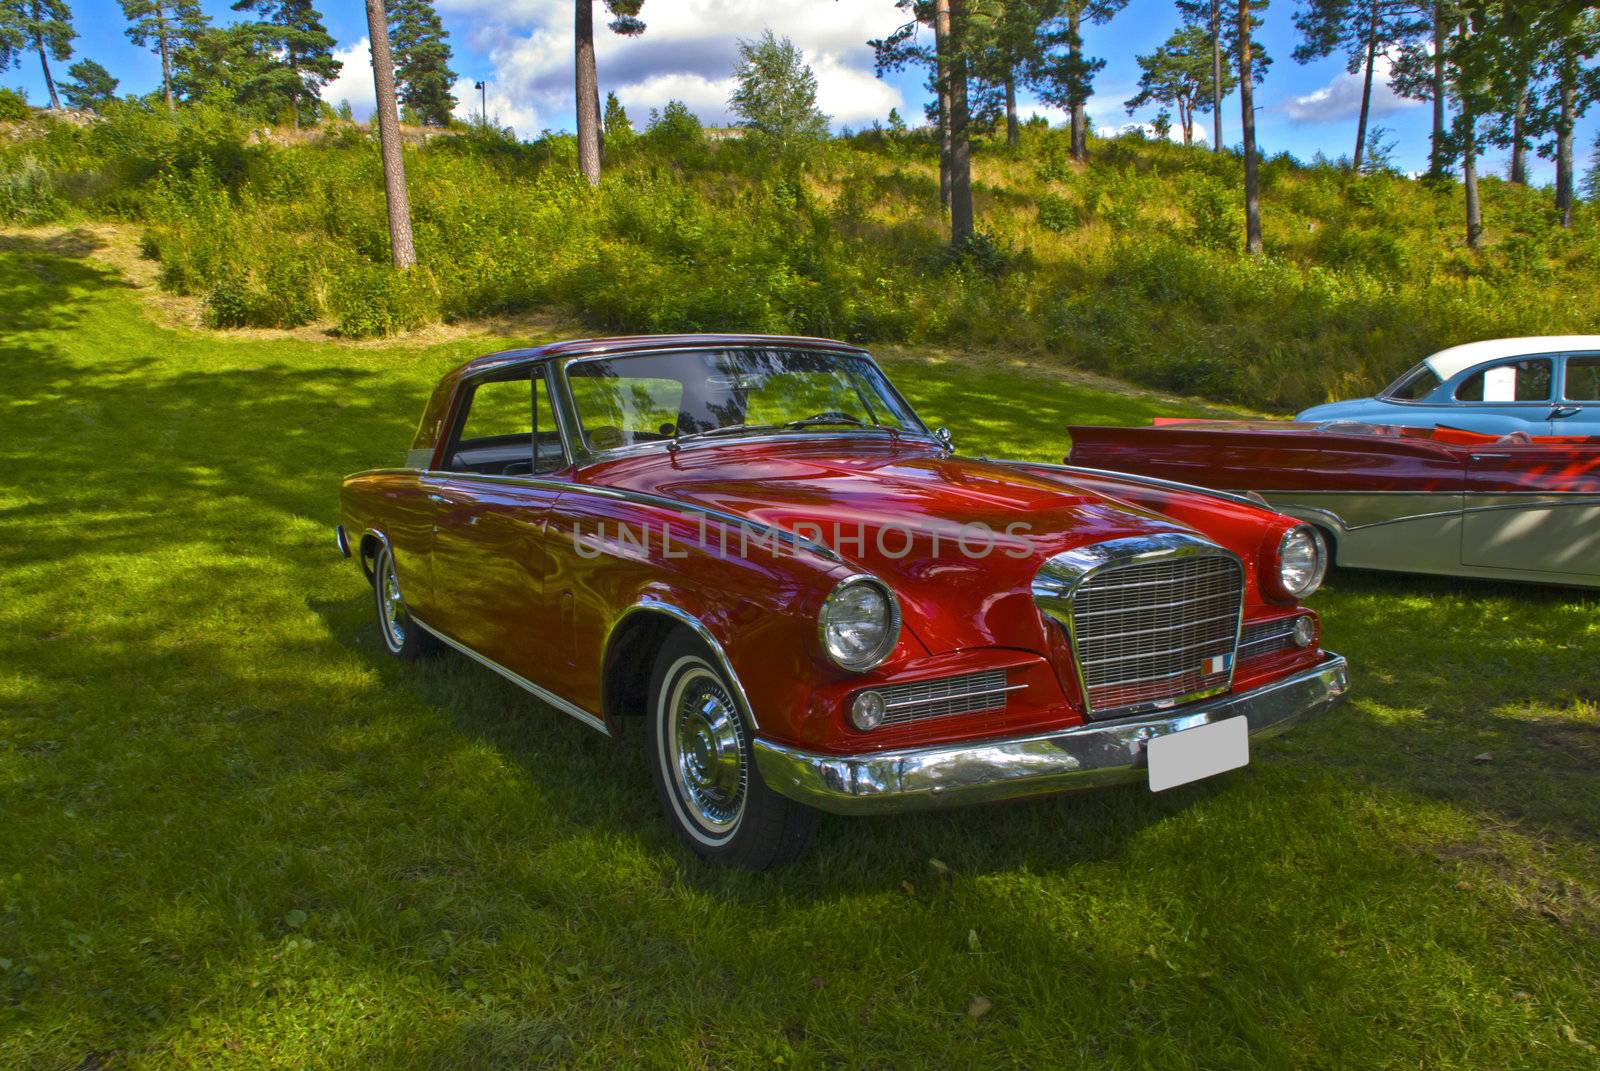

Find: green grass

[2,230,1599,1069]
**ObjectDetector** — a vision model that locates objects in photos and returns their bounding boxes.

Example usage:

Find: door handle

[1470,453,1511,461]
[1550,405,1581,419]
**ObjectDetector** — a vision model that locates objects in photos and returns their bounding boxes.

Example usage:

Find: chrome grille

[1240,618,1298,661]
[874,669,1021,727]
[1069,554,1243,717]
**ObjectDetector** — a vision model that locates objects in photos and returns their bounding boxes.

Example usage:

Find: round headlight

[1276,526,1327,600]
[818,576,900,672]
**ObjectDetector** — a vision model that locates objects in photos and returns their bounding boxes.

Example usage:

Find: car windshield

[1381,362,1444,400]
[563,348,928,452]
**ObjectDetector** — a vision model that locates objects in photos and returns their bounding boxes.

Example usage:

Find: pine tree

[388,0,455,126]
[13,0,75,109]
[1026,1,1130,162]
[1291,1,1428,171]
[119,0,208,109]
[230,0,341,128]
[575,0,645,186]
[1125,24,1231,145]
[603,90,633,140]
[61,58,119,110]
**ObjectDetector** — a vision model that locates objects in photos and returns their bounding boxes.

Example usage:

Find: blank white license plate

[1146,716,1249,792]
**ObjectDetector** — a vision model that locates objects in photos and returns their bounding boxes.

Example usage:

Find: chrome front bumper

[753,654,1349,815]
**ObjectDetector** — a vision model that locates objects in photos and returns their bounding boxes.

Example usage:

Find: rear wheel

[647,631,817,869]
[372,542,435,660]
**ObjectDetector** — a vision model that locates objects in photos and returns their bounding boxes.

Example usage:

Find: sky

[6,0,1597,185]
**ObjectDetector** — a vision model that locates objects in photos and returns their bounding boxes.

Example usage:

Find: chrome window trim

[1257,490,1600,533]
[603,599,762,731]
[1032,532,1245,720]
[1445,352,1560,405]
[410,613,611,736]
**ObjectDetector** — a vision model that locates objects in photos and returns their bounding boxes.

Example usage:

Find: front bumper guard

[753,653,1349,815]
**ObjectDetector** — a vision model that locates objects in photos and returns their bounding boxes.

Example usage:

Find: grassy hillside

[3,225,1599,1069]
[2,104,1598,412]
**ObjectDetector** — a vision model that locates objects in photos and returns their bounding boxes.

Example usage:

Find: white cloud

[436,0,907,132]
[1285,55,1419,123]
[451,76,541,136]
[320,38,376,117]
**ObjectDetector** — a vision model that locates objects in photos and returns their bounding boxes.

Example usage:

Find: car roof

[1423,336,1600,381]
[451,333,870,380]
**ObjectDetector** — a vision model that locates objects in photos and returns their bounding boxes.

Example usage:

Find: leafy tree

[644,98,704,158]
[119,0,208,109]
[230,0,341,128]
[576,0,645,185]
[1026,0,1129,162]
[603,90,632,138]
[1390,2,1459,178]
[966,0,1053,148]
[388,0,455,127]
[729,31,830,165]
[1542,12,1600,226]
[1291,0,1428,171]
[174,22,284,116]
[1125,24,1232,145]
[9,0,75,109]
[61,58,119,110]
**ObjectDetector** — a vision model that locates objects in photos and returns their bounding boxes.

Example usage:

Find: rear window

[1565,356,1600,401]
[1382,363,1442,400]
[1454,358,1552,402]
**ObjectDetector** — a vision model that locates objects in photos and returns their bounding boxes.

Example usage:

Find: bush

[0,88,31,123]
[1035,192,1075,234]
[332,265,439,338]
[0,156,66,223]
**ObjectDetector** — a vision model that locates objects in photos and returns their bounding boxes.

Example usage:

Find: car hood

[583,439,1199,655]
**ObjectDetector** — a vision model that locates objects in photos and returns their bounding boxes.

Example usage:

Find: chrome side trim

[1004,459,1278,511]
[419,471,843,564]
[1032,532,1244,719]
[603,600,762,731]
[335,524,351,558]
[753,654,1349,814]
[411,614,611,737]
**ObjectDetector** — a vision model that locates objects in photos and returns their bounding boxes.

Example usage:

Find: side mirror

[934,427,954,452]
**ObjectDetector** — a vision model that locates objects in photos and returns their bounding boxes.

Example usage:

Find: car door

[1447,355,1557,432]
[423,365,575,681]
[1554,353,1600,433]
[1461,442,1600,579]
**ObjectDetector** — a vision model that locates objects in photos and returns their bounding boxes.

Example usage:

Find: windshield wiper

[670,422,784,449]
[783,415,868,429]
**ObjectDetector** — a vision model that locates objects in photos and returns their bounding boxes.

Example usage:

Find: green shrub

[1186,175,1243,252]
[332,265,439,338]
[1035,191,1075,233]
[0,88,31,123]
[0,155,66,223]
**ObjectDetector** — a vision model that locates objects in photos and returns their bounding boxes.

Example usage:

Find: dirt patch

[1428,834,1600,937]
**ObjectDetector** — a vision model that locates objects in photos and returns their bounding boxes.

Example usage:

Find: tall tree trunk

[1429,3,1447,178]
[1181,97,1192,145]
[157,2,174,109]
[1462,110,1481,249]
[1068,8,1087,162]
[35,45,59,109]
[1556,63,1576,227]
[575,0,601,186]
[1509,81,1528,184]
[1353,7,1377,171]
[939,0,973,245]
[364,0,417,269]
[1004,65,1018,148]
[934,0,952,211]
[1210,0,1222,152]
[1239,0,1262,254]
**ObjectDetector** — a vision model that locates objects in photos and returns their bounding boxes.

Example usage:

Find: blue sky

[7,0,1595,184]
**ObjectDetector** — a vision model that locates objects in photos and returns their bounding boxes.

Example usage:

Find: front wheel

[647,631,817,869]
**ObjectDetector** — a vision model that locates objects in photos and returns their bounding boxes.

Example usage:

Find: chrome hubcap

[379,556,407,649]
[669,668,746,833]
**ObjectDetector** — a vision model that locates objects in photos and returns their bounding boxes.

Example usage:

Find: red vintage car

[338,336,1349,868]
[1067,420,1600,589]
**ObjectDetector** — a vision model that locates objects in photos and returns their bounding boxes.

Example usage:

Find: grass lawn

[2,228,1598,1070]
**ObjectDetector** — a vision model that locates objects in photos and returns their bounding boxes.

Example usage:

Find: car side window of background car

[444,371,566,476]
[1564,356,1600,401]
[1453,358,1552,402]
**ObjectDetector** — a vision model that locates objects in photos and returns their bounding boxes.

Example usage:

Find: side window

[445,371,567,475]
[1453,358,1552,403]
[1564,356,1600,401]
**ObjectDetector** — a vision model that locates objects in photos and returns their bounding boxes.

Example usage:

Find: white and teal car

[1299,337,1600,436]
